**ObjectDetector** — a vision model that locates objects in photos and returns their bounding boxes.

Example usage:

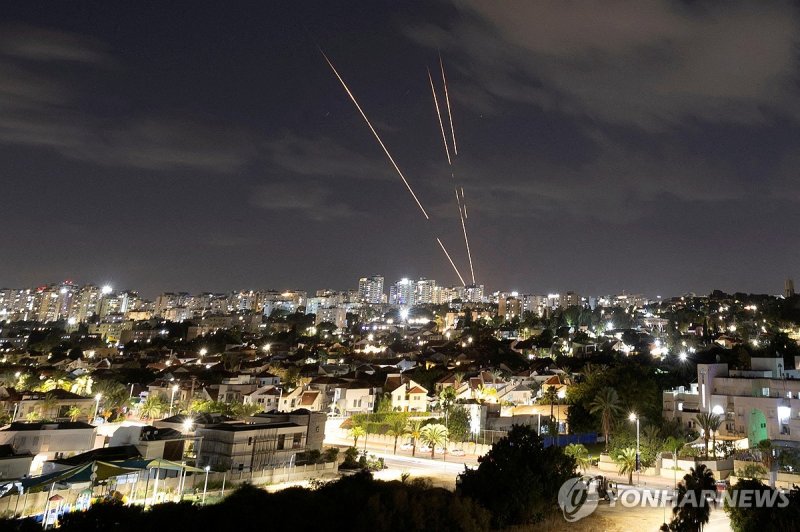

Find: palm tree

[419,424,449,459]
[589,387,623,452]
[139,395,164,420]
[564,443,591,472]
[407,419,423,457]
[93,380,130,413]
[350,425,366,448]
[453,372,465,391]
[669,464,716,531]
[39,393,59,420]
[66,405,83,422]
[541,387,558,419]
[694,413,722,459]
[614,447,638,484]
[386,416,408,454]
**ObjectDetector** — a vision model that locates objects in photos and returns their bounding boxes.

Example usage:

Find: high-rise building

[498,296,521,320]
[72,285,102,322]
[415,278,436,305]
[389,278,415,306]
[462,284,484,304]
[786,279,795,298]
[358,276,384,305]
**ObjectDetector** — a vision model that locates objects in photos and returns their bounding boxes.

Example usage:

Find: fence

[0,461,338,521]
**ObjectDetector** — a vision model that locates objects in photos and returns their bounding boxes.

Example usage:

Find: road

[324,432,732,530]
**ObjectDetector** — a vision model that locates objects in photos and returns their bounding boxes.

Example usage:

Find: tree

[66,405,84,422]
[694,413,722,459]
[756,439,775,476]
[564,443,591,472]
[230,402,263,419]
[725,479,800,531]
[589,386,623,452]
[541,387,558,420]
[439,386,456,412]
[446,406,470,445]
[386,416,408,455]
[350,425,366,448]
[457,425,576,528]
[407,419,423,457]
[94,379,130,413]
[419,424,448,459]
[39,393,59,420]
[668,464,716,532]
[139,395,164,420]
[614,447,638,485]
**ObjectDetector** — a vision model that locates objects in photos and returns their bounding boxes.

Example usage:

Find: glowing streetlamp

[169,385,179,417]
[262,343,271,353]
[199,348,207,357]
[629,412,640,484]
[202,465,211,504]
[93,393,102,421]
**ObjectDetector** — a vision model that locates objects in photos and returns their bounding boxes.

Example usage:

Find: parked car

[400,443,414,451]
[450,449,466,457]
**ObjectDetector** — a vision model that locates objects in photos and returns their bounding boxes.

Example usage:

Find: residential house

[385,374,428,412]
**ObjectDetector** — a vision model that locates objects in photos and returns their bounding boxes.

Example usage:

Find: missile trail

[321,50,430,220]
[439,54,458,155]
[428,68,451,165]
[457,189,475,284]
[429,57,476,285]
[321,49,465,283]
[437,238,466,285]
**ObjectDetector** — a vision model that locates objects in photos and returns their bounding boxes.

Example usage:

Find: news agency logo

[558,478,792,522]
[558,477,598,522]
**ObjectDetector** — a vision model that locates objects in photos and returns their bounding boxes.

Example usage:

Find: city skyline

[3,2,800,299]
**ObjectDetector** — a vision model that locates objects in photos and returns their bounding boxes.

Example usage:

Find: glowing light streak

[321,50,429,219]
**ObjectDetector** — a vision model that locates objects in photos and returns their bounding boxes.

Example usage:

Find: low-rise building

[663,358,800,446]
[0,421,97,474]
[196,410,326,472]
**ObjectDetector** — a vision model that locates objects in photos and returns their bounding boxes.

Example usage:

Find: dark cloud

[251,182,357,221]
[408,1,800,128]
[0,23,255,172]
[266,134,392,181]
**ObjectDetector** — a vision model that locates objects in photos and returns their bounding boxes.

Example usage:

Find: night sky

[2,1,800,298]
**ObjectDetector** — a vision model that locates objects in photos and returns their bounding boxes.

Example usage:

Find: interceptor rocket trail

[321,49,466,284]
[437,238,466,285]
[439,54,457,156]
[430,58,476,285]
[321,50,430,220]
[428,68,451,165]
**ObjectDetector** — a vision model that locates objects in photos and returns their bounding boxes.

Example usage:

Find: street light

[202,465,210,505]
[199,348,207,357]
[93,393,102,422]
[169,385,179,417]
[629,412,640,485]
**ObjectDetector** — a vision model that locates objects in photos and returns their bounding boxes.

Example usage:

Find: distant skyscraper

[786,278,795,298]
[389,278,415,306]
[415,278,436,305]
[358,276,384,304]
